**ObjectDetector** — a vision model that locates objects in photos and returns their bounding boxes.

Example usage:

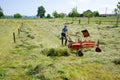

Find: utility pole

[105,7,107,17]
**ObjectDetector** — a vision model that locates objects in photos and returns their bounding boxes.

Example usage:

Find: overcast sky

[0,0,119,16]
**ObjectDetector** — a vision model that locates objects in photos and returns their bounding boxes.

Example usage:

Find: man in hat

[61,25,68,45]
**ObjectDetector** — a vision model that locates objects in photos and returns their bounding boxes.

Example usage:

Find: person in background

[61,25,68,45]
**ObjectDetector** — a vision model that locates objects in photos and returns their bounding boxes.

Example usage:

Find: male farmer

[61,25,68,45]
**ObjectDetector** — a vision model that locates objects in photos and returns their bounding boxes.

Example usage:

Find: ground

[0,18,120,80]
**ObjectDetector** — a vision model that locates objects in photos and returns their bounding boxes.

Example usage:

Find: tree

[114,2,120,27]
[37,6,46,18]
[0,12,4,18]
[59,13,66,18]
[83,10,93,24]
[92,11,100,17]
[46,14,52,18]
[0,6,4,18]
[68,7,80,17]
[14,13,22,18]
[52,11,60,18]
[68,7,80,23]
[114,8,118,15]
[0,6,2,12]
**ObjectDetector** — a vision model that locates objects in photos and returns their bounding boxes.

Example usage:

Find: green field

[0,17,120,80]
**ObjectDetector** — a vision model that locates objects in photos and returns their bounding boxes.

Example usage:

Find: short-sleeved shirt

[62,27,68,33]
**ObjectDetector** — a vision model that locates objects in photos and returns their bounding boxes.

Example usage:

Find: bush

[41,48,70,56]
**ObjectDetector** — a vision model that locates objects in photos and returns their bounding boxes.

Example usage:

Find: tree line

[0,6,22,19]
[37,6,100,18]
[0,2,120,20]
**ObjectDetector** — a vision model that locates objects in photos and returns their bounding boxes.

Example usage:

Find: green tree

[0,6,2,12]
[83,10,93,24]
[0,6,4,18]
[59,13,66,18]
[14,13,22,18]
[93,11,100,17]
[52,11,60,18]
[37,6,46,18]
[114,2,120,27]
[114,8,118,15]
[68,7,80,17]
[0,12,4,18]
[46,14,52,18]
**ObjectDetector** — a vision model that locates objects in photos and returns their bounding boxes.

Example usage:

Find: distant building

[80,14,84,17]
[100,14,116,17]
[79,13,116,17]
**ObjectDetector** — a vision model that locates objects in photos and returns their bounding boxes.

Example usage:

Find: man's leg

[65,38,67,45]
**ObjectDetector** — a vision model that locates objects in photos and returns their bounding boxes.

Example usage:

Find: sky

[0,0,119,16]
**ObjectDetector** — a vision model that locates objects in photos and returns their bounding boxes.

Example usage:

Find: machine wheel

[77,50,83,56]
[95,47,102,52]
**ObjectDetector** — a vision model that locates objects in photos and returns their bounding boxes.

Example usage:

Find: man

[61,25,68,45]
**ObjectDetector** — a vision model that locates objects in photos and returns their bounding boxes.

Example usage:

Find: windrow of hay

[41,47,70,56]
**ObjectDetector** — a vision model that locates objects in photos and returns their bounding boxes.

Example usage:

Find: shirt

[62,27,68,33]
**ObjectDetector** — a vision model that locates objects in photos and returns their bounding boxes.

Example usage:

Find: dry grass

[0,18,120,80]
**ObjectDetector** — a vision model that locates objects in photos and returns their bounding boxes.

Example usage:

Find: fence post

[79,19,81,24]
[13,32,16,43]
[18,28,20,35]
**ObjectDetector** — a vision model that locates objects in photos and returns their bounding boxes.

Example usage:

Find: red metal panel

[81,29,90,37]
[69,41,96,50]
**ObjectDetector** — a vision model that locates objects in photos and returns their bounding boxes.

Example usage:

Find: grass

[0,17,120,80]
[41,47,70,56]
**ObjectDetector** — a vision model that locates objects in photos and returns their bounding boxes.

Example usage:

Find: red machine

[68,29,101,56]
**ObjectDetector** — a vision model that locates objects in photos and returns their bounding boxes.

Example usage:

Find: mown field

[0,17,120,80]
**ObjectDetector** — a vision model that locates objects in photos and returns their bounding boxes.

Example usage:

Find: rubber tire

[77,50,83,56]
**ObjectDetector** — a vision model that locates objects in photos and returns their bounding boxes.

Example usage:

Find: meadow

[0,17,120,80]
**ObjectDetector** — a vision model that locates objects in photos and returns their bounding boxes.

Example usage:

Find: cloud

[97,4,116,14]
[68,0,91,6]
[101,4,116,10]
[77,0,90,3]
[77,0,84,2]
[67,0,117,14]
[68,1,76,6]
